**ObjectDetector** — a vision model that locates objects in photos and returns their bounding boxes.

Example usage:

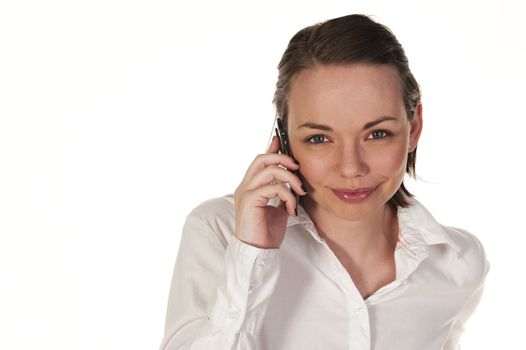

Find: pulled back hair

[272,14,421,208]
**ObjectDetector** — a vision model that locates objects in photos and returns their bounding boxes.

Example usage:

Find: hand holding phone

[232,118,306,249]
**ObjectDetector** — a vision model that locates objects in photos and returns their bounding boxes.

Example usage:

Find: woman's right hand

[233,136,307,249]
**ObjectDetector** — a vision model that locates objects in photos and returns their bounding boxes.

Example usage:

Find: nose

[337,141,368,178]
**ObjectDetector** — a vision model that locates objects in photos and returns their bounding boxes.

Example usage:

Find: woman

[160,14,489,350]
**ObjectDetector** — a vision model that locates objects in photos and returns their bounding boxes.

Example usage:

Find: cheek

[295,152,328,182]
[291,143,329,185]
[369,144,408,175]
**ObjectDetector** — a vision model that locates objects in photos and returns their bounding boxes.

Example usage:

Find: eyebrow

[297,116,398,131]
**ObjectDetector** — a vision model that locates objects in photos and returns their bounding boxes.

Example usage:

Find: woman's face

[287,64,422,221]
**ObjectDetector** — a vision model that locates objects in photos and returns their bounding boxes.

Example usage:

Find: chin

[330,202,381,221]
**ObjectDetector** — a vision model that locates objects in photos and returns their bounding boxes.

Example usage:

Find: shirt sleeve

[159,213,281,350]
[443,257,490,350]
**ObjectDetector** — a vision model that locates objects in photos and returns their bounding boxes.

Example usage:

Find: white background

[1,0,524,349]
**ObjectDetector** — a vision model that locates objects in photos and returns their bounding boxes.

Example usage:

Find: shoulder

[442,225,487,270]
[401,197,490,285]
[184,194,236,245]
[442,225,487,259]
[188,193,235,222]
[441,225,490,284]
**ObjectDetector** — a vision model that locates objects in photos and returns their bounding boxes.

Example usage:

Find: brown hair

[272,14,421,208]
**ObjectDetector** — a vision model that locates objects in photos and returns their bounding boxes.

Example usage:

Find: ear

[408,103,423,153]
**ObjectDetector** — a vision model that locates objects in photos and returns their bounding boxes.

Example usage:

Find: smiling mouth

[331,186,377,203]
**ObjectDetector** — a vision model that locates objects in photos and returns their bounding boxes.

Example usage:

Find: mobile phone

[275,118,305,215]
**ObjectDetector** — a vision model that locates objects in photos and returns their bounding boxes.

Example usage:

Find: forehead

[287,64,405,126]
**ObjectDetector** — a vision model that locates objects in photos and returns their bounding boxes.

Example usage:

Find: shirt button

[228,310,239,319]
[354,305,364,313]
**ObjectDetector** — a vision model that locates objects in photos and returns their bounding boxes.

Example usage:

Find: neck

[301,197,399,264]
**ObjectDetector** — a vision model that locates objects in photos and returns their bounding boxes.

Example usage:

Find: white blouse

[160,195,489,350]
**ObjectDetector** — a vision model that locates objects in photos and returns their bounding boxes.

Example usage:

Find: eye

[368,130,391,140]
[306,135,329,144]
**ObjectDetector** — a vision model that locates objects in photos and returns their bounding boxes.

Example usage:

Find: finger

[243,153,299,183]
[279,198,296,217]
[280,198,297,216]
[245,165,305,195]
[251,183,297,216]
[285,196,296,216]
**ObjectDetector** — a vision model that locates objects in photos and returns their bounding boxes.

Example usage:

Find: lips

[332,186,377,203]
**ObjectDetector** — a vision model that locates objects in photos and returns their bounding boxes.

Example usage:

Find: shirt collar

[286,196,461,256]
[397,197,461,256]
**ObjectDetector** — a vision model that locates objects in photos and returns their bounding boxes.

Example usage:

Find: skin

[234,63,422,298]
